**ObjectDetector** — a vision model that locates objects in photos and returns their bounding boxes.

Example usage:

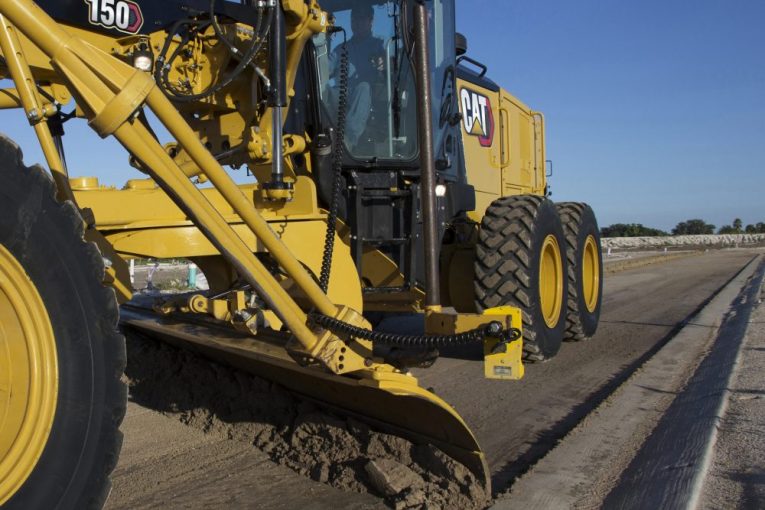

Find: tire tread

[475,195,564,362]
[0,134,126,510]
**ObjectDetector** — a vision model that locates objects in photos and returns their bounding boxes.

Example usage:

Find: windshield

[313,1,418,161]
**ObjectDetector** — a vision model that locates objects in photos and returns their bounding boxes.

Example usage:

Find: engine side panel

[457,69,547,221]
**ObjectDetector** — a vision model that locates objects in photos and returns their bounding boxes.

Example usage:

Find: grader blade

[119,306,491,494]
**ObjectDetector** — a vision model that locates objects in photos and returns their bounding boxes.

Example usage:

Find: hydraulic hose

[308,312,522,350]
[319,29,349,293]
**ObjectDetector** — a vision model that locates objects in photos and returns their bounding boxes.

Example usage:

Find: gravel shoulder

[700,277,765,509]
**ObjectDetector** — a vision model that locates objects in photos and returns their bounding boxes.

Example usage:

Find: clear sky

[0,0,763,232]
[456,0,765,231]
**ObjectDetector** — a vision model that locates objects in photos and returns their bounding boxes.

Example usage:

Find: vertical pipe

[187,263,198,288]
[268,4,287,186]
[413,1,441,309]
[271,105,284,182]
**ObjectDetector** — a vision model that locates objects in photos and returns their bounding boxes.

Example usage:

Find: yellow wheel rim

[582,235,600,313]
[539,235,564,328]
[0,245,58,505]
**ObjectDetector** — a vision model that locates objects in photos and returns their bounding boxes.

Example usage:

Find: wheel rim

[539,235,564,328]
[582,235,600,313]
[0,244,58,505]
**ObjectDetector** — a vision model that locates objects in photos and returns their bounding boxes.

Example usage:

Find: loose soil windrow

[123,330,488,510]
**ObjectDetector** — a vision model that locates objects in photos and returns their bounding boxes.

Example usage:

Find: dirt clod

[124,330,488,509]
[366,459,424,497]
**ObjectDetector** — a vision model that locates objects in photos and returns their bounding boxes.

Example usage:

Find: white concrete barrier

[602,234,765,250]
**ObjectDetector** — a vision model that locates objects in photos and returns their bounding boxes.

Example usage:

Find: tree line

[601,218,765,237]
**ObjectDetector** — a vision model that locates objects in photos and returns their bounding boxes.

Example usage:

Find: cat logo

[460,88,494,147]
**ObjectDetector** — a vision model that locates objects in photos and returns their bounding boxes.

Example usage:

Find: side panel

[458,79,547,223]
[499,91,547,197]
[456,78,502,221]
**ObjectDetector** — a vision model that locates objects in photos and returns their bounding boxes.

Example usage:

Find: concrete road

[106,249,760,509]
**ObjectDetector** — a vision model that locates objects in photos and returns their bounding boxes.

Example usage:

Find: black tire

[556,202,603,341]
[475,195,568,362]
[0,135,126,510]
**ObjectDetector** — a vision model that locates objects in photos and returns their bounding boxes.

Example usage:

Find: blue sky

[456,0,765,230]
[0,0,763,231]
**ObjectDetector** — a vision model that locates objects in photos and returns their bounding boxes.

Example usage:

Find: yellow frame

[0,0,372,373]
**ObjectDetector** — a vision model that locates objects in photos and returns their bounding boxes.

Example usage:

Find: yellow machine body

[457,77,547,221]
[0,0,538,499]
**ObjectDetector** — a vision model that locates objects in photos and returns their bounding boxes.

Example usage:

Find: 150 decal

[85,0,144,34]
[460,88,494,147]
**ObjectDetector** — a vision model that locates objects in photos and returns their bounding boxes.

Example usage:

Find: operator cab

[307,0,459,174]
[313,2,417,161]
[289,0,471,293]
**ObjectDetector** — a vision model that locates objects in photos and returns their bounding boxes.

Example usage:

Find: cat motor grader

[0,0,602,507]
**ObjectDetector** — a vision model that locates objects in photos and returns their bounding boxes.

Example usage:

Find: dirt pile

[123,330,488,510]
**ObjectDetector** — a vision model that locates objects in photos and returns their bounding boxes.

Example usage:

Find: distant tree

[601,223,668,237]
[718,225,736,234]
[672,219,715,235]
[757,222,765,233]
[746,224,757,234]
[733,218,743,233]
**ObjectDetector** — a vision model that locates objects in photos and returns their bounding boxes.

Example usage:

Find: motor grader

[0,0,602,507]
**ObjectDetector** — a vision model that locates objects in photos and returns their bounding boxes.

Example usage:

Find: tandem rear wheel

[475,195,568,362]
[556,202,603,341]
[0,135,126,510]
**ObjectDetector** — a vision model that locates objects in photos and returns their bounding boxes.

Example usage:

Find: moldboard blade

[119,306,490,494]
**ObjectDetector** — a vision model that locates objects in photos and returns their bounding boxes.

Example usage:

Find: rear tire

[0,135,126,509]
[475,195,568,361]
[556,202,603,341]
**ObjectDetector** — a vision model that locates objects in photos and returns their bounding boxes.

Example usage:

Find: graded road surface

[106,249,761,509]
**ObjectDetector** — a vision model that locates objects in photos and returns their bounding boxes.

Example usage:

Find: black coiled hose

[308,312,522,350]
[319,31,350,293]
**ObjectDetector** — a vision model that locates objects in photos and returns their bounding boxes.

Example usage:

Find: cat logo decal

[460,88,494,147]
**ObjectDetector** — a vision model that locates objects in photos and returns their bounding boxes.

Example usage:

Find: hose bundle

[308,312,522,350]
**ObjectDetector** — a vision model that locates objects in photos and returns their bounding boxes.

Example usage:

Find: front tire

[556,202,603,341]
[0,135,126,509]
[475,195,568,361]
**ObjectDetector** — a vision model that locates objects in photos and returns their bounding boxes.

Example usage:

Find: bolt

[486,321,503,336]
[27,109,40,122]
[235,310,253,321]
[364,358,373,367]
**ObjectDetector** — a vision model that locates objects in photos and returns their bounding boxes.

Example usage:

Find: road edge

[491,254,763,510]
[603,255,765,509]
[690,269,765,509]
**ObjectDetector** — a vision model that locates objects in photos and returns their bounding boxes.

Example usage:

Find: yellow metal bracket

[154,291,263,335]
[288,306,376,375]
[481,307,524,380]
[424,306,524,380]
[90,70,154,137]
